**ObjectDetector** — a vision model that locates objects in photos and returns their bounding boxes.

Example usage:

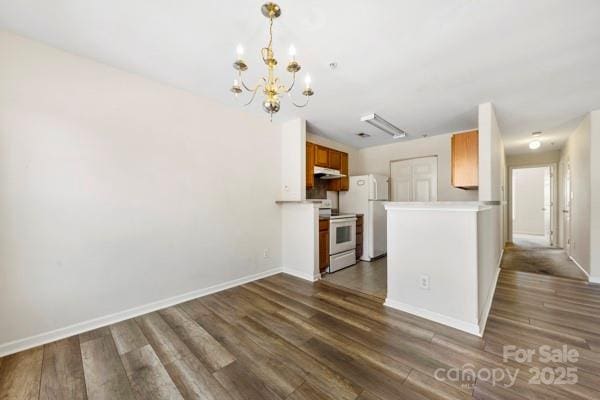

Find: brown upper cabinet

[340,152,349,191]
[328,149,341,170]
[306,142,350,192]
[306,142,315,189]
[314,145,330,167]
[451,130,479,190]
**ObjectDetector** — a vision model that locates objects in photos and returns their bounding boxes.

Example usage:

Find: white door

[390,157,438,201]
[390,163,412,201]
[543,167,552,244]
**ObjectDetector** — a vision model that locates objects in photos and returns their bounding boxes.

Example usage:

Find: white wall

[512,167,546,235]
[478,103,505,203]
[560,115,591,273]
[506,150,561,167]
[0,32,283,351]
[478,102,506,258]
[354,133,479,201]
[590,111,600,280]
[281,118,306,201]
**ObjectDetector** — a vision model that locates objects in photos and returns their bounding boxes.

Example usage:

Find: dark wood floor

[502,238,588,281]
[2,269,600,399]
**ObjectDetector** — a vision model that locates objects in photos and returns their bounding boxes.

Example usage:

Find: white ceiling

[1,0,599,153]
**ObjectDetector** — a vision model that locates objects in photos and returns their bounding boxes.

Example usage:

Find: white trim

[569,256,590,280]
[282,267,320,282]
[383,298,481,336]
[590,276,600,284]
[477,249,504,336]
[0,267,283,357]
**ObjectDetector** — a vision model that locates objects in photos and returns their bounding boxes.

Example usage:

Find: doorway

[390,156,438,201]
[510,165,556,246]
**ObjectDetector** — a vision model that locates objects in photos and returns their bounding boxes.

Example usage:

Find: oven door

[330,218,356,255]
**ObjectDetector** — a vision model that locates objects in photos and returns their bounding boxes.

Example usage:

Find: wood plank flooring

[502,239,588,280]
[2,270,600,399]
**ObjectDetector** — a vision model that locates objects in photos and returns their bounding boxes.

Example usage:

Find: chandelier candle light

[230,2,314,120]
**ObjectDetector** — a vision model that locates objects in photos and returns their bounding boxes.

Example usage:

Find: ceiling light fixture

[356,132,371,138]
[529,140,542,150]
[230,3,314,121]
[360,113,406,139]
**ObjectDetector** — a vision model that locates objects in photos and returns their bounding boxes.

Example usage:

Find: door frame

[507,163,558,246]
[562,161,572,255]
[389,155,439,202]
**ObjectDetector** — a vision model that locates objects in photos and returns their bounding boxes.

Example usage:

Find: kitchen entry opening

[510,165,557,247]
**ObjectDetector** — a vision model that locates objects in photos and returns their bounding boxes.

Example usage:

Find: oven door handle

[330,218,357,224]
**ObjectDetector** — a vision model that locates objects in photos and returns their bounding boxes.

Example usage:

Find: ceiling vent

[360,113,406,139]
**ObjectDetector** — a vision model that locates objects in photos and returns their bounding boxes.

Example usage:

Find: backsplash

[306,177,329,199]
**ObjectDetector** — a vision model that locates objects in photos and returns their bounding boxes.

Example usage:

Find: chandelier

[230,2,314,120]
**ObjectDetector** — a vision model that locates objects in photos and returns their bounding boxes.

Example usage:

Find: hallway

[501,238,588,281]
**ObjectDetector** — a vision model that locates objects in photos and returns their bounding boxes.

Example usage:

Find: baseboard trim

[0,267,283,357]
[282,268,320,282]
[478,249,504,336]
[383,298,481,337]
[569,256,591,280]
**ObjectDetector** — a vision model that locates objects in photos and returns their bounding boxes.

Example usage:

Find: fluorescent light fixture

[529,140,542,150]
[360,113,406,139]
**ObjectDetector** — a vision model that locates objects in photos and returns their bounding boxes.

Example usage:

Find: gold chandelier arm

[277,72,296,94]
[238,72,265,92]
[243,84,263,106]
[291,93,310,108]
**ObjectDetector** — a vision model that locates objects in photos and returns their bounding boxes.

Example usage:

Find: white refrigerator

[339,174,389,261]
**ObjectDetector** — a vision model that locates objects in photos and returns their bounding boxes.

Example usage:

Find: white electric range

[318,200,357,273]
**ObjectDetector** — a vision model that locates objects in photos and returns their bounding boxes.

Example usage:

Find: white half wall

[280,203,320,281]
[384,203,499,336]
[0,31,283,353]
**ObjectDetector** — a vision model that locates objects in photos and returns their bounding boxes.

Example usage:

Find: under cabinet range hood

[314,166,346,179]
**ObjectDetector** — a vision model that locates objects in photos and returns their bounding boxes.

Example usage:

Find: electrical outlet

[419,275,430,290]
[263,248,270,259]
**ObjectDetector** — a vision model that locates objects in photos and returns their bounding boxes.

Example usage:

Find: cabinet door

[340,152,349,191]
[319,230,329,272]
[306,142,315,188]
[451,130,478,189]
[314,145,330,167]
[328,149,341,170]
